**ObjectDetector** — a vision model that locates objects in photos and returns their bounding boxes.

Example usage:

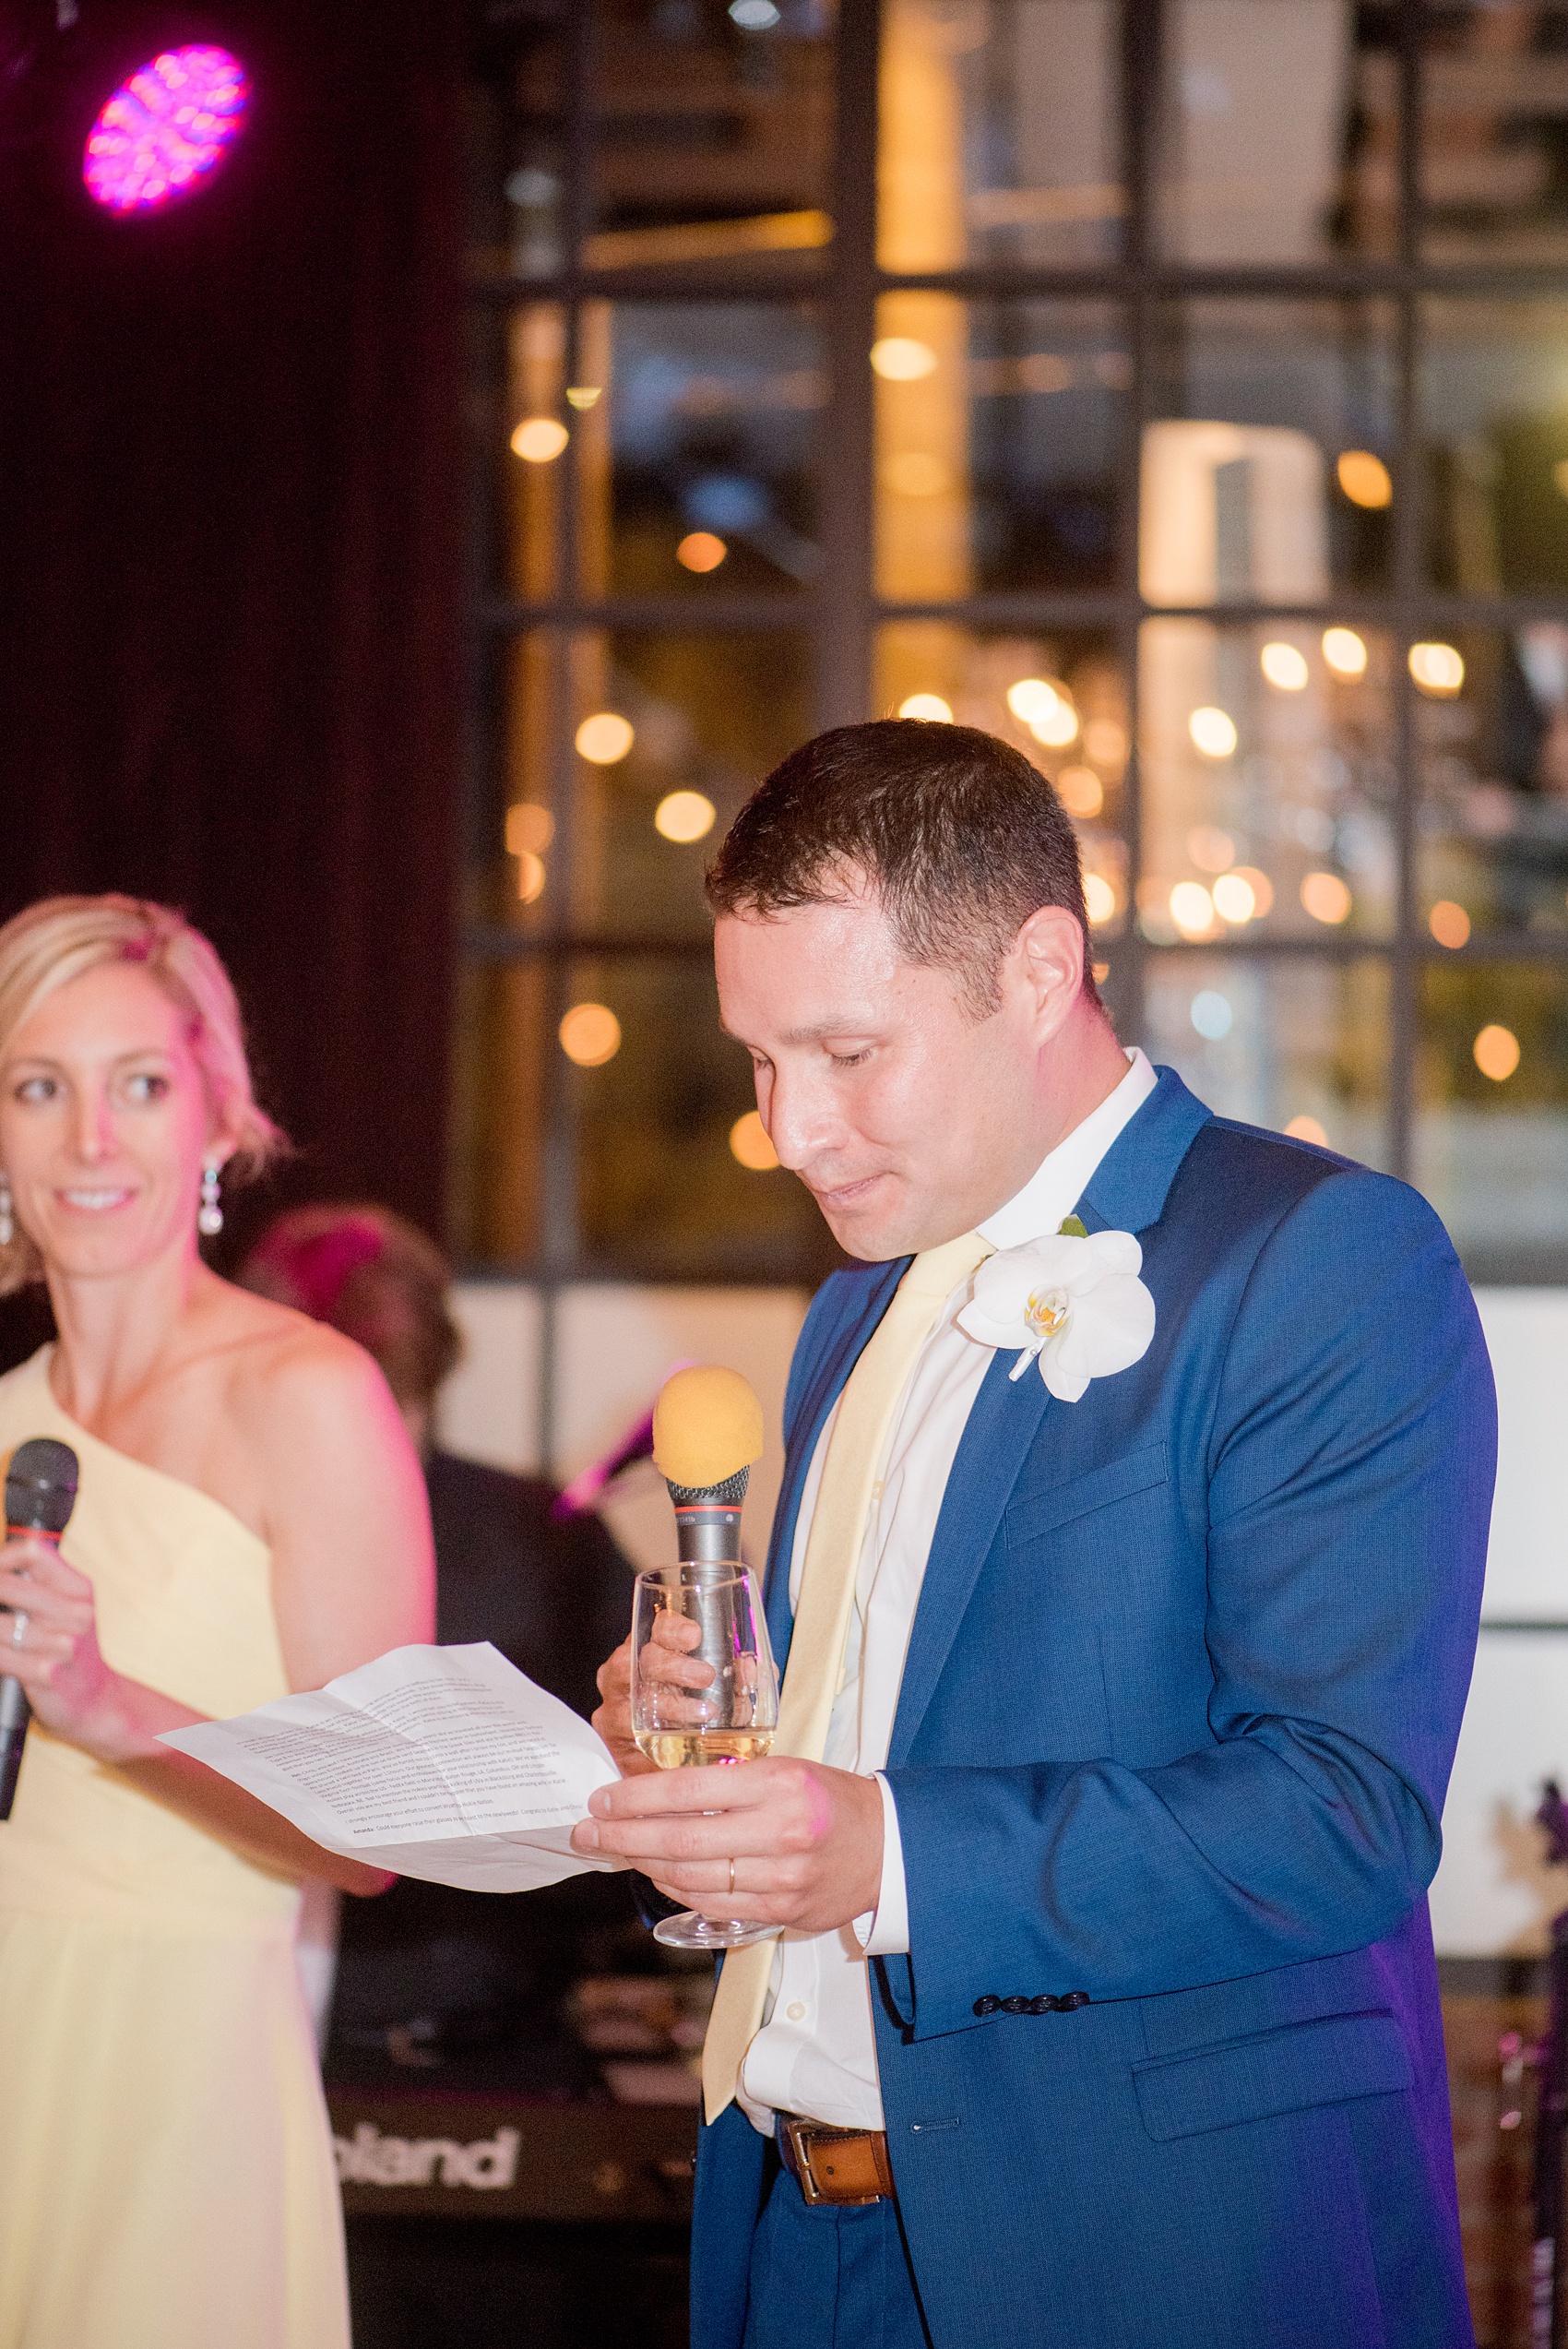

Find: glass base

[652,1910,779,1951]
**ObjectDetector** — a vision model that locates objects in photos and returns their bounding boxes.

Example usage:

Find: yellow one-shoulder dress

[0,1349,350,2349]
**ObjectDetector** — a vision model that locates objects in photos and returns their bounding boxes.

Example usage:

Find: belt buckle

[781,2116,893,2208]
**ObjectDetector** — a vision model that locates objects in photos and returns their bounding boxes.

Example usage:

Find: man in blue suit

[575,720,1495,2348]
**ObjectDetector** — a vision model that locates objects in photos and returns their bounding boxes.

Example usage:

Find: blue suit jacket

[692,1069,1495,2349]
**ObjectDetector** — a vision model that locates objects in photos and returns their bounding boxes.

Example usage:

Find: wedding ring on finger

[9,1612,26,1648]
[728,1856,736,1897]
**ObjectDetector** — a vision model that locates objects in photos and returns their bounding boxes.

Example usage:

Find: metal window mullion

[1386,0,1423,1186]
[1121,0,1162,1050]
[817,0,880,730]
[533,0,598,1461]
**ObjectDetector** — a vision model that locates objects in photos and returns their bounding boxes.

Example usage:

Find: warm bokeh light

[676,531,728,572]
[1301,871,1352,925]
[897,693,954,721]
[565,387,602,410]
[1187,826,1235,874]
[1006,678,1060,723]
[83,45,249,213]
[1429,900,1471,949]
[654,790,717,843]
[1055,767,1103,817]
[1092,960,1110,985]
[576,711,635,763]
[1336,449,1393,509]
[1474,1024,1521,1082]
[1409,641,1465,697]
[1554,459,1568,503]
[1232,864,1275,916]
[1170,881,1216,936]
[1322,626,1368,678]
[1212,872,1257,924]
[1029,698,1079,749]
[1083,718,1126,768]
[516,853,545,905]
[1083,874,1117,924]
[730,1111,779,1170]
[870,336,939,381]
[1189,706,1238,758]
[1260,641,1310,691]
[1284,1115,1329,1145]
[505,802,555,855]
[559,1003,622,1067]
[511,416,570,463]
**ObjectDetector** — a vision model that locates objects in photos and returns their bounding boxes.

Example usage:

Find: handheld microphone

[651,1365,765,1566]
[1,1437,80,1820]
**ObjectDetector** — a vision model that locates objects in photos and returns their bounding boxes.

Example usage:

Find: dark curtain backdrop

[0,0,464,1360]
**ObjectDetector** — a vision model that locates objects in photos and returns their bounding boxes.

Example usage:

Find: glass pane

[602,302,824,599]
[1420,299,1568,596]
[1138,619,1396,945]
[451,959,549,1268]
[489,301,566,602]
[874,300,1128,601]
[1144,303,1396,605]
[468,20,569,282]
[1157,1,1392,263]
[1417,960,1568,1275]
[1419,6,1568,265]
[1142,953,1391,1170]
[469,629,813,942]
[587,0,836,271]
[1417,627,1568,942]
[878,0,1122,272]
[566,956,833,1282]
[873,626,1131,954]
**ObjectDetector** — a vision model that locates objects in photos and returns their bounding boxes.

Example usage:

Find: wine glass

[630,1563,780,1951]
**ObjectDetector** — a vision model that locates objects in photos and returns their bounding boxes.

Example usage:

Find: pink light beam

[83,45,249,214]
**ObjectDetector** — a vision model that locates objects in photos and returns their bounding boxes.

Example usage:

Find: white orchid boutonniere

[957,1216,1157,1402]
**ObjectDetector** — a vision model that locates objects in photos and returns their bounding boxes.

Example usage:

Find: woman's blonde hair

[0,894,286,1294]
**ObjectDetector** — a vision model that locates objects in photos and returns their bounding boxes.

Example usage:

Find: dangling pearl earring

[197,1162,223,1238]
[0,1176,12,1249]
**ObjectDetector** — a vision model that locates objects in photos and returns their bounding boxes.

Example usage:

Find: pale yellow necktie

[701,1228,995,2123]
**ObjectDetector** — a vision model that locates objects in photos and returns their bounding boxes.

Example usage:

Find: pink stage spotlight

[83,45,248,213]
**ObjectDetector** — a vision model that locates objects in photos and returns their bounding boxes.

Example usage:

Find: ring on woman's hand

[728,1856,736,1896]
[10,1612,26,1648]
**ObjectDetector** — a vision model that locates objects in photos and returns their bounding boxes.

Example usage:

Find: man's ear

[1010,904,1086,1042]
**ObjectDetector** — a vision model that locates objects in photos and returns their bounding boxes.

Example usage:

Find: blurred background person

[240,1203,636,2079]
[0,895,434,2349]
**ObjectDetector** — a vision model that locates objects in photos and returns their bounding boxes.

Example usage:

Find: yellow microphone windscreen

[652,1365,764,1490]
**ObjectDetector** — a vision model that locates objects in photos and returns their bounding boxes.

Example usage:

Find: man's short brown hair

[706,719,1099,1017]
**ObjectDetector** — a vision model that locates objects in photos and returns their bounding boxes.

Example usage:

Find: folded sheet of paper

[159,1642,624,1891]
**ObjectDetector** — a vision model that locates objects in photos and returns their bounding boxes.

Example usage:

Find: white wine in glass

[630,1562,780,1951]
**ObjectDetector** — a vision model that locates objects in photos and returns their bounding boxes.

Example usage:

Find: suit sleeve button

[1028,1996,1056,2015]
[1063,1992,1090,2010]
[1001,1997,1031,2014]
[972,1995,1002,2018]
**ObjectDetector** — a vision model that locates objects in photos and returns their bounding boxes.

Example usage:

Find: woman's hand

[591,1613,713,1777]
[0,1533,131,1761]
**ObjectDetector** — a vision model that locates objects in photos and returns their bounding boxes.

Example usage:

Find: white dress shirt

[736,1047,1158,2135]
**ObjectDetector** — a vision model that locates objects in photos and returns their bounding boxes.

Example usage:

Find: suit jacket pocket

[1132,2009,1413,2143]
[1004,1440,1169,1548]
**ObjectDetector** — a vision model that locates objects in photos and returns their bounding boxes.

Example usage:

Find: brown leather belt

[778,2116,896,2207]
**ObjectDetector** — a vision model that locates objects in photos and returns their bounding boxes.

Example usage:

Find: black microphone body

[1,1438,80,1819]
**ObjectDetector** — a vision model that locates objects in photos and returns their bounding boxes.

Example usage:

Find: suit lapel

[886,1066,1213,1764]
[764,1256,909,1672]
[888,1351,1053,1765]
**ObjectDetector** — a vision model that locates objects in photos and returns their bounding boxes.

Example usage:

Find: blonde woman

[0,895,434,2349]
